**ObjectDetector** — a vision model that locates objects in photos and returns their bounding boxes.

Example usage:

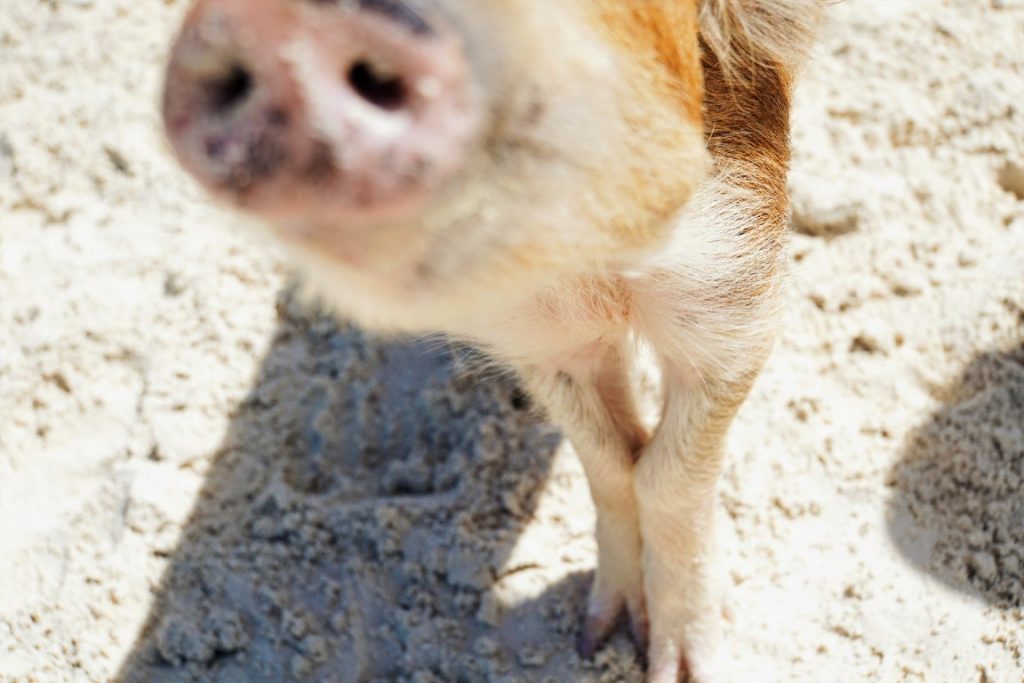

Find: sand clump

[1,0,1023,681]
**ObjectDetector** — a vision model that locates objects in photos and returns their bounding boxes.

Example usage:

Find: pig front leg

[634,355,766,683]
[516,338,650,658]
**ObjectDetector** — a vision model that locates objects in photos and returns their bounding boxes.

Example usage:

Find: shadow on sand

[114,284,643,683]
[886,343,1024,609]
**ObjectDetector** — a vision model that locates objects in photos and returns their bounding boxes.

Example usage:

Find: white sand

[1,1,1022,681]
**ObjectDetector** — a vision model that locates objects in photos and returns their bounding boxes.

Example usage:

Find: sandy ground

[1,1,1023,681]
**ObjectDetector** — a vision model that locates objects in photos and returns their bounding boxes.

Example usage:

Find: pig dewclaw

[162,1,823,681]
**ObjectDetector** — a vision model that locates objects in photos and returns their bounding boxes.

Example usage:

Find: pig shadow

[886,343,1024,609]
[114,284,641,683]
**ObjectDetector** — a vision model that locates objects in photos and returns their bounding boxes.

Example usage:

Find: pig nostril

[205,65,254,114]
[347,60,408,112]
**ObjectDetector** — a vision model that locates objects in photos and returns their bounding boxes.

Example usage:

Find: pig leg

[634,357,765,683]
[517,339,649,657]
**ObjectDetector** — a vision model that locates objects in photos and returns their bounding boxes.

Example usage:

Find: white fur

[700,0,823,76]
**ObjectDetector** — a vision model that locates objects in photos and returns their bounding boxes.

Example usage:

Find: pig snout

[162,0,478,226]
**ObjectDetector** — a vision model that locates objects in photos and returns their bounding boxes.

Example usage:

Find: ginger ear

[593,0,704,125]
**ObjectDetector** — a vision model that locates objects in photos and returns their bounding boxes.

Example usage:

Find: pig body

[163,1,821,680]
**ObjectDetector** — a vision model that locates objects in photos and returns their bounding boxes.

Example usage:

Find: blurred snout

[162,0,478,227]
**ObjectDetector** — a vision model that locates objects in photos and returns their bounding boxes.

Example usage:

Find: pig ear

[593,1,705,122]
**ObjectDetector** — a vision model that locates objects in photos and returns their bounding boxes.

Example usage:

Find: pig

[162,1,821,680]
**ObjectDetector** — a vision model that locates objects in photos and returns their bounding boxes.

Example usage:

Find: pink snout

[162,0,478,228]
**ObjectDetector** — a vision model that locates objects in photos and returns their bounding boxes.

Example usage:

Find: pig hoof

[647,655,725,683]
[645,628,727,683]
[576,580,648,660]
[577,612,614,660]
